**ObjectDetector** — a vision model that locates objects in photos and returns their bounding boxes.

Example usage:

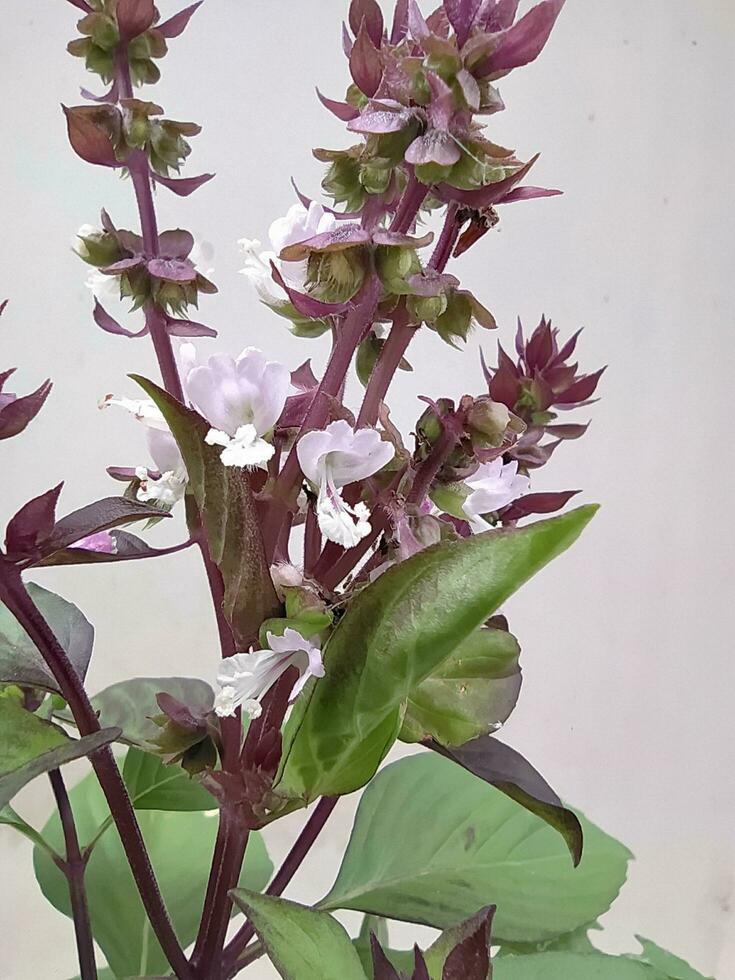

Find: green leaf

[278,506,598,801]
[67,969,115,980]
[497,924,602,956]
[493,951,670,979]
[80,676,214,748]
[122,747,215,811]
[132,376,279,646]
[230,891,368,980]
[0,691,119,808]
[34,771,272,977]
[400,627,521,746]
[320,753,631,944]
[430,737,584,866]
[0,582,94,693]
[631,937,712,980]
[0,804,57,858]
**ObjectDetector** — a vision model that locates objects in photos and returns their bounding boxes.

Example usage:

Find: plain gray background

[1,1,733,976]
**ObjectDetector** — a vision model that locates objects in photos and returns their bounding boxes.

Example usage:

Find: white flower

[213,628,325,719]
[238,201,338,302]
[181,344,290,469]
[100,394,188,506]
[462,459,531,531]
[190,238,215,280]
[270,563,304,600]
[85,267,120,305]
[297,420,394,549]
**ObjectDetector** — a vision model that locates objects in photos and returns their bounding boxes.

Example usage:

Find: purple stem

[222,797,339,976]
[303,499,321,576]
[408,414,463,506]
[0,564,193,979]
[48,769,97,980]
[390,172,428,234]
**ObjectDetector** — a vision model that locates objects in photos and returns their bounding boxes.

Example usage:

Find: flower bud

[376,246,421,295]
[466,397,526,449]
[75,229,123,267]
[306,248,366,303]
[416,398,455,448]
[408,292,448,325]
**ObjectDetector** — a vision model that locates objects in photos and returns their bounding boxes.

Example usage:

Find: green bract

[277,506,598,801]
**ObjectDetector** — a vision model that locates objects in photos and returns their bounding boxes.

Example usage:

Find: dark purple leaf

[391,0,410,42]
[342,21,354,57]
[545,422,589,440]
[157,1,203,38]
[0,379,52,440]
[499,185,562,203]
[165,316,217,338]
[316,88,360,122]
[554,366,606,405]
[151,171,215,196]
[5,484,63,557]
[436,153,541,208]
[370,933,401,980]
[37,530,192,567]
[40,496,170,557]
[62,105,121,168]
[478,0,520,31]
[349,0,384,47]
[291,359,318,390]
[502,490,580,521]
[92,299,147,338]
[158,228,195,259]
[270,263,348,319]
[116,0,156,39]
[430,736,583,865]
[412,947,430,980]
[350,21,383,97]
[443,0,483,46]
[442,907,494,980]
[156,691,207,731]
[481,0,566,76]
[66,0,93,11]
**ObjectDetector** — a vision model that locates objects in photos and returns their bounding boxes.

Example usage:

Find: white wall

[1,1,733,977]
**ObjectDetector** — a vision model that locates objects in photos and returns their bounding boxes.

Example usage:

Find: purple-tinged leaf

[499,185,562,203]
[412,947,430,980]
[158,228,195,259]
[349,0,384,48]
[342,21,354,57]
[441,907,494,980]
[80,79,120,103]
[92,299,147,338]
[270,263,348,319]
[426,72,454,131]
[370,933,401,980]
[66,0,93,11]
[502,490,580,521]
[391,0,410,42]
[545,422,589,440]
[350,21,383,97]
[443,0,483,47]
[430,736,583,865]
[554,366,606,404]
[62,105,121,168]
[37,530,193,567]
[106,466,138,481]
[0,368,15,395]
[5,484,64,558]
[116,0,156,40]
[157,1,203,38]
[478,0,520,31]
[456,68,481,110]
[481,0,566,76]
[0,379,52,440]
[407,270,459,297]
[373,228,434,249]
[100,256,144,275]
[280,224,371,261]
[165,316,217,338]
[291,359,318,391]
[151,171,215,196]
[408,0,431,39]
[146,257,197,282]
[39,496,169,558]
[436,153,540,207]
[316,88,360,122]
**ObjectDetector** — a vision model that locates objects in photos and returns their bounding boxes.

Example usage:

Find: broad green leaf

[122,747,214,811]
[277,507,597,801]
[68,970,115,980]
[0,582,94,692]
[0,691,119,808]
[631,937,712,980]
[82,676,214,748]
[320,754,631,944]
[34,771,272,977]
[230,891,367,980]
[493,952,670,979]
[400,627,521,746]
[497,924,601,956]
[132,376,279,646]
[430,737,583,865]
